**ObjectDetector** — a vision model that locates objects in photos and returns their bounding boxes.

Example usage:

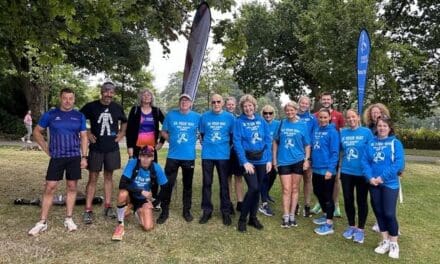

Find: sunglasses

[211,100,222,104]
[263,112,273,115]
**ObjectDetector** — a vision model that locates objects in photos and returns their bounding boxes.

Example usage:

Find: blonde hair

[261,104,276,117]
[284,101,299,111]
[362,103,390,126]
[138,89,155,106]
[239,94,258,112]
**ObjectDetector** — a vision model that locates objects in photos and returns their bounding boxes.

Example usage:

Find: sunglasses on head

[263,112,273,115]
[211,100,222,104]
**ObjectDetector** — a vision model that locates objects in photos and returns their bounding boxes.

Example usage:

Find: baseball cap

[179,93,192,101]
[139,146,155,157]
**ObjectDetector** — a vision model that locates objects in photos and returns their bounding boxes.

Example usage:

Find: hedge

[397,128,440,150]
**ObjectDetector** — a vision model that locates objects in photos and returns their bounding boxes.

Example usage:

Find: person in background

[80,81,127,224]
[362,116,404,259]
[157,94,200,224]
[340,109,373,243]
[198,94,235,226]
[312,92,344,217]
[233,94,272,232]
[21,110,33,143]
[258,105,280,217]
[273,101,310,228]
[28,88,88,236]
[297,96,318,217]
[311,108,340,235]
[126,89,165,209]
[111,146,168,241]
[225,96,244,214]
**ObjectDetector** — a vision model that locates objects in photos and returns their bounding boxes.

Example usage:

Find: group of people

[26,83,405,259]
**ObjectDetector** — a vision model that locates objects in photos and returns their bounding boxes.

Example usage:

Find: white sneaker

[372,222,380,232]
[21,137,25,142]
[28,221,48,236]
[26,140,32,144]
[374,240,390,254]
[64,218,78,232]
[389,242,399,259]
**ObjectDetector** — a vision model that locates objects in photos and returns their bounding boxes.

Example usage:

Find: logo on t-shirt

[98,108,113,136]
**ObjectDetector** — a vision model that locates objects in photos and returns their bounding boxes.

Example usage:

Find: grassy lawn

[0,146,439,263]
[404,148,440,157]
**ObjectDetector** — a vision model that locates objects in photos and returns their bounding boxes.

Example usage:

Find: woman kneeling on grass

[340,110,373,243]
[311,108,340,235]
[362,116,404,259]
[273,101,311,228]
[111,146,168,241]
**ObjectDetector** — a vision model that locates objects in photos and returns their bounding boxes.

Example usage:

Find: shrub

[397,128,440,150]
[0,109,26,137]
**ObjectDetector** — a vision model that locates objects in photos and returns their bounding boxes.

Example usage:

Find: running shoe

[374,240,390,254]
[314,223,334,235]
[289,219,298,227]
[104,207,117,219]
[112,224,125,241]
[303,205,312,218]
[388,242,399,259]
[28,221,47,236]
[342,226,356,239]
[281,219,290,228]
[64,218,78,232]
[83,211,93,224]
[310,203,322,214]
[313,215,327,225]
[334,206,342,218]
[353,229,365,244]
[258,203,274,217]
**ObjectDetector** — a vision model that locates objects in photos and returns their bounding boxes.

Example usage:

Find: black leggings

[341,173,369,229]
[312,173,335,220]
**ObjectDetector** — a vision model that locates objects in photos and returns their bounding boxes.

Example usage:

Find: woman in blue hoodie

[362,116,404,259]
[340,109,373,243]
[311,108,340,235]
[233,94,272,232]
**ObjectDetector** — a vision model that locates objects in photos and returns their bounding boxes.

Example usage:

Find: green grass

[0,146,439,263]
[404,148,440,157]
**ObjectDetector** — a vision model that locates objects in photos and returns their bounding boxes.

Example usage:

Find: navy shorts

[46,157,82,181]
[88,150,121,172]
[278,160,304,176]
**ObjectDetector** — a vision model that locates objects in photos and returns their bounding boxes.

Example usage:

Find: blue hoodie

[340,126,373,176]
[233,114,272,165]
[311,124,340,175]
[362,135,405,189]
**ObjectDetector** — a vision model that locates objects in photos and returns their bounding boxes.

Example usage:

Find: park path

[0,140,438,163]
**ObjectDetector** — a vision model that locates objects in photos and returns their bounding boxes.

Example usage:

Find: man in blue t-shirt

[80,81,128,224]
[28,88,88,236]
[199,94,235,226]
[111,146,168,241]
[157,93,201,224]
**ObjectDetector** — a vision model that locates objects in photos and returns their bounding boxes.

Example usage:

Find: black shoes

[236,202,243,212]
[199,212,212,224]
[156,211,169,224]
[237,220,247,232]
[222,214,232,226]
[183,211,193,222]
[248,218,264,230]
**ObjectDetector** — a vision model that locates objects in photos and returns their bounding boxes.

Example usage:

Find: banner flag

[357,29,371,115]
[181,2,211,100]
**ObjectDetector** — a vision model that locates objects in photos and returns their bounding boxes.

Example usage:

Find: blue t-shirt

[362,136,405,189]
[122,159,168,199]
[162,109,201,160]
[233,114,272,165]
[298,112,318,136]
[340,126,373,176]
[267,120,281,140]
[38,108,87,158]
[274,119,310,166]
[311,124,340,175]
[199,110,234,160]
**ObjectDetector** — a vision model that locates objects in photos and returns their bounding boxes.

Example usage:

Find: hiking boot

[313,215,327,225]
[104,207,117,219]
[303,205,312,218]
[28,221,48,236]
[374,240,390,254]
[112,224,125,241]
[222,214,232,226]
[310,203,322,214]
[83,211,93,224]
[314,223,334,235]
[183,211,193,222]
[156,211,169,224]
[353,229,365,244]
[199,212,212,224]
[64,218,78,232]
[342,226,356,240]
[248,218,264,230]
[237,220,247,232]
[388,242,399,259]
[258,203,274,217]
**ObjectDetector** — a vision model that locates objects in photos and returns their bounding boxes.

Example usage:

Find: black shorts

[46,157,82,181]
[278,160,304,176]
[228,148,243,177]
[88,150,121,172]
[129,192,149,211]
